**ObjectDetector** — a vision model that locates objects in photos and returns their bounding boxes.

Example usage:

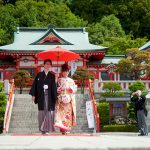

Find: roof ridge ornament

[48,25,55,29]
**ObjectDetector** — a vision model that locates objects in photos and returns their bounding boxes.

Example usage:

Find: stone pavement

[0,132,150,150]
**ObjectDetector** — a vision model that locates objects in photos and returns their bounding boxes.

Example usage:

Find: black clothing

[131,95,146,111]
[131,94,148,135]
[29,71,57,111]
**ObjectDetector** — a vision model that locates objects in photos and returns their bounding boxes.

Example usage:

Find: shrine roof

[0,27,107,53]
[88,55,124,65]
[140,41,150,50]
[101,55,125,64]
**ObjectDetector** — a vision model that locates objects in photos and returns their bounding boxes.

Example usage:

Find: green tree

[102,82,124,97]
[72,68,94,94]
[0,0,87,45]
[116,48,150,80]
[70,0,150,38]
[0,4,18,45]
[129,81,146,92]
[87,14,147,55]
[87,14,125,45]
[103,82,122,93]
[14,0,86,27]
[14,70,31,94]
[102,36,147,55]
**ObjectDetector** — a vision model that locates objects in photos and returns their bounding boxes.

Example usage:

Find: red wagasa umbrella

[36,46,80,62]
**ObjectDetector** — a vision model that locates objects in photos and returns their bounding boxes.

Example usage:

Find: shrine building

[0,26,136,81]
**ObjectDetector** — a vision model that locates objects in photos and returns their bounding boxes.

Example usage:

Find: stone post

[94,79,99,93]
[4,80,10,94]
[146,93,150,131]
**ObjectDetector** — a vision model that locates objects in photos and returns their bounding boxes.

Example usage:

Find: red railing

[3,79,15,133]
[88,79,100,132]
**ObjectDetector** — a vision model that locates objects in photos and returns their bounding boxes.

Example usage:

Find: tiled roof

[0,27,108,53]
[139,41,150,50]
[88,55,125,65]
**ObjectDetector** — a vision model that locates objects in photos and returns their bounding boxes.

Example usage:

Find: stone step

[9,93,94,134]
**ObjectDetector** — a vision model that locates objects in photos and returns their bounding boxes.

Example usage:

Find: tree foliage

[103,82,122,93]
[102,36,147,55]
[87,14,125,45]
[129,81,146,92]
[14,70,31,94]
[72,68,94,93]
[70,0,150,38]
[87,14,147,55]
[0,0,87,45]
[116,48,150,80]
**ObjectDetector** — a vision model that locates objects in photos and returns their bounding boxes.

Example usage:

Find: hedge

[97,102,109,128]
[0,93,6,133]
[103,124,138,132]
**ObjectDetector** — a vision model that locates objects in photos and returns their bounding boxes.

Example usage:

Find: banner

[86,101,95,128]
[70,61,77,76]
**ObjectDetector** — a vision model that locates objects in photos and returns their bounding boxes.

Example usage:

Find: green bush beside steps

[0,93,7,133]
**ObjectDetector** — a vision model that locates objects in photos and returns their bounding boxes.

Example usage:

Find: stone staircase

[8,93,94,134]
[9,94,38,133]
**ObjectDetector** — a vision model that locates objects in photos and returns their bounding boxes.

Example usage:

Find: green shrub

[0,93,6,133]
[97,102,109,127]
[0,82,3,92]
[127,102,137,122]
[103,82,122,92]
[103,124,138,132]
[101,92,124,97]
[129,81,146,92]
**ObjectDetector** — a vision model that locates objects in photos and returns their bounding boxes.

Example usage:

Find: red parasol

[36,46,80,62]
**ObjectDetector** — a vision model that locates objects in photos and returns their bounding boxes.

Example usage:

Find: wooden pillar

[15,55,20,71]
[96,68,99,79]
[83,58,86,67]
[110,73,113,81]
[82,55,88,67]
[116,72,119,81]
[34,56,39,75]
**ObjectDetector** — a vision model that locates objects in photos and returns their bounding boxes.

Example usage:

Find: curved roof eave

[139,41,150,50]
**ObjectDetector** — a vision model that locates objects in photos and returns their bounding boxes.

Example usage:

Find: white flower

[43,85,48,89]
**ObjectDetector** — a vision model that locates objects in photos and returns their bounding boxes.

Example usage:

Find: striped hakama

[38,90,55,133]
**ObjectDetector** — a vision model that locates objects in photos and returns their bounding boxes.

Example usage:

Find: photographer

[131,90,148,136]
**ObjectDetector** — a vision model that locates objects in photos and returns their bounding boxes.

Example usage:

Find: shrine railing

[3,79,15,133]
[88,79,100,132]
[94,80,150,93]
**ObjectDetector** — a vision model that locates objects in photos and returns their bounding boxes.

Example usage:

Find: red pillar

[34,56,39,75]
[96,68,99,79]
[110,73,113,81]
[82,55,88,67]
[15,55,20,71]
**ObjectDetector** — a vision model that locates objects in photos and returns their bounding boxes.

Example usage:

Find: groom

[29,59,57,134]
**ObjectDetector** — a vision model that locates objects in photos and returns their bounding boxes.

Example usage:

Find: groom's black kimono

[29,71,57,133]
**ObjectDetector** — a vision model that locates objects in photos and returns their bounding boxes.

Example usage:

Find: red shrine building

[0,26,149,82]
